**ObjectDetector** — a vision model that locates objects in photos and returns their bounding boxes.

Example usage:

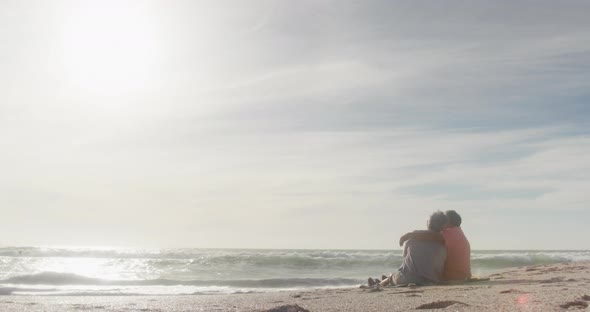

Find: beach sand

[1,261,589,311]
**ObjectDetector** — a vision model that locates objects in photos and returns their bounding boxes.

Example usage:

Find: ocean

[0,247,588,296]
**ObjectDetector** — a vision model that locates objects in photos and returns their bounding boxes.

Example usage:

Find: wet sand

[1,261,589,311]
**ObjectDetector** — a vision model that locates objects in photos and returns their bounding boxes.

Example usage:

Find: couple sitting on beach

[368,210,471,287]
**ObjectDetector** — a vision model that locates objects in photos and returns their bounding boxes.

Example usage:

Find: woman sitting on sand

[368,211,448,287]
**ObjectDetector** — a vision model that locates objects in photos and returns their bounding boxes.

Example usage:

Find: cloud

[397,183,554,201]
[1,0,589,248]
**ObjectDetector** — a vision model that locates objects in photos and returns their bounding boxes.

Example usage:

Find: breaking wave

[1,271,360,288]
[1,247,588,295]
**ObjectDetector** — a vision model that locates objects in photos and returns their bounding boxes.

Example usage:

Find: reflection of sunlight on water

[38,258,122,280]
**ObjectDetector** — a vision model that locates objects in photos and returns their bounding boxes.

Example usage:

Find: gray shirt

[398,237,447,284]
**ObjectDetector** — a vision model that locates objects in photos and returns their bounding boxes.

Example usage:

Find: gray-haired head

[427,211,448,232]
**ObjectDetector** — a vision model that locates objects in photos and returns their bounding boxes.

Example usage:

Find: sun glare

[57,2,162,96]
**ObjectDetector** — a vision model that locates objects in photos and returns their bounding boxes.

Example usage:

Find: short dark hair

[445,210,462,227]
[428,211,448,232]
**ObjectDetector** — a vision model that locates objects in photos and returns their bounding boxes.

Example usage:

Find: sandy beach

[1,261,589,312]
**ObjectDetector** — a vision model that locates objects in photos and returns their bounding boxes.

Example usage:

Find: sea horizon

[3,245,589,251]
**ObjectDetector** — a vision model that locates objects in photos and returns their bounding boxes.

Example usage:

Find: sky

[0,0,589,250]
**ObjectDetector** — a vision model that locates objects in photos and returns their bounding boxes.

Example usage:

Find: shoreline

[1,261,589,311]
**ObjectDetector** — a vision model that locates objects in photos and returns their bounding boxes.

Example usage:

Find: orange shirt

[441,226,471,280]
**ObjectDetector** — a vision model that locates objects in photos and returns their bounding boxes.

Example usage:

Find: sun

[56,2,162,97]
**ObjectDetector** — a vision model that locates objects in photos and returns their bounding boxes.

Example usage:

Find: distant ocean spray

[0,247,588,295]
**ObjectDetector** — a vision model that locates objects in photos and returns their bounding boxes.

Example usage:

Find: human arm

[399,230,445,247]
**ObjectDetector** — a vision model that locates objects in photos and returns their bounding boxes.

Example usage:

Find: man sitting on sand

[399,210,471,281]
[369,211,448,287]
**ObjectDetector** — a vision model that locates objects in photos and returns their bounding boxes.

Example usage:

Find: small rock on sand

[416,300,469,309]
[559,300,588,309]
[263,304,310,312]
[499,289,528,294]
